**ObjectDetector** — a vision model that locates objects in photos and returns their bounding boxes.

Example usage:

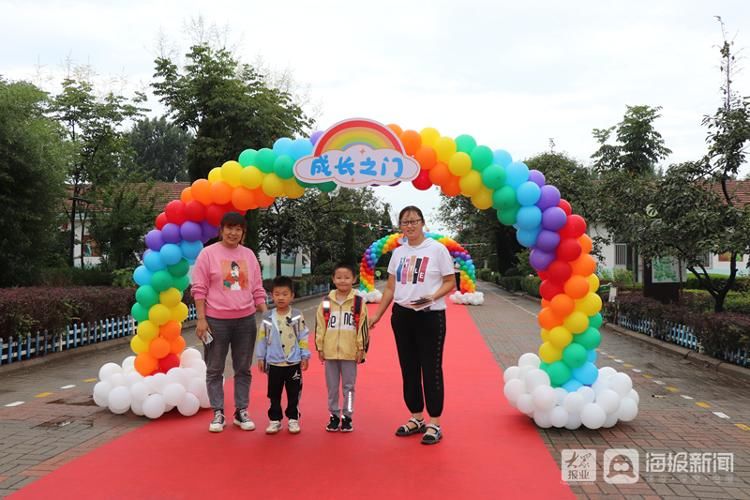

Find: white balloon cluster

[503,353,639,429]
[92,348,210,419]
[360,290,383,303]
[449,291,485,305]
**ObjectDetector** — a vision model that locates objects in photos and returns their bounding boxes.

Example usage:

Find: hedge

[684,274,750,293]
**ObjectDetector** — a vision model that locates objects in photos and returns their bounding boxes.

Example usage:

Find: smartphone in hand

[202,328,214,345]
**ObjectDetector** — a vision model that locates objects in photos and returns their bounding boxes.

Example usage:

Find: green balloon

[574,327,602,350]
[151,270,173,292]
[589,313,603,329]
[135,285,159,309]
[296,178,317,188]
[539,361,549,371]
[481,164,506,190]
[545,361,572,387]
[168,258,190,278]
[273,155,295,179]
[470,146,494,171]
[455,134,477,154]
[130,302,149,322]
[238,148,257,167]
[497,206,518,226]
[492,186,517,210]
[562,343,588,369]
[255,148,276,173]
[173,274,190,292]
[318,181,337,193]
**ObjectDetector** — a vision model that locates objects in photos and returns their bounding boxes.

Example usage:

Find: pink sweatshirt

[190,242,266,319]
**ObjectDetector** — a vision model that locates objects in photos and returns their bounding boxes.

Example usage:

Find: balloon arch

[357,232,484,305]
[92,118,638,429]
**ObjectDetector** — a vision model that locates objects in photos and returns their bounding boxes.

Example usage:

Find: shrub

[476,268,496,282]
[497,276,523,292]
[111,267,136,288]
[681,290,750,315]
[503,266,521,277]
[684,274,750,293]
[521,276,542,297]
[38,267,114,286]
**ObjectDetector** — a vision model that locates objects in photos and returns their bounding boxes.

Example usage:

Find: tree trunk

[69,198,77,267]
[276,233,282,277]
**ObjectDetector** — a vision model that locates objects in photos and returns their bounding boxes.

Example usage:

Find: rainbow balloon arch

[357,232,485,305]
[91,118,638,429]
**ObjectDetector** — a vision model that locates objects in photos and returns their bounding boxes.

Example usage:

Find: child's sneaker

[288,419,301,434]
[208,410,225,433]
[341,415,353,432]
[233,408,256,431]
[326,414,341,432]
[265,420,282,434]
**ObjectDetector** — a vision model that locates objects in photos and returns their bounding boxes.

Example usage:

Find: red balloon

[412,169,433,191]
[539,279,565,301]
[165,200,187,224]
[547,260,572,284]
[155,212,168,230]
[556,238,582,262]
[184,200,206,222]
[558,199,572,215]
[559,214,587,239]
[205,204,225,226]
[537,270,551,281]
[158,353,180,373]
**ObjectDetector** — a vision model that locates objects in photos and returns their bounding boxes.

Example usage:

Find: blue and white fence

[0,304,197,367]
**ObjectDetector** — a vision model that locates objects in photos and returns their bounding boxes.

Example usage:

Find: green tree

[127,116,191,181]
[0,78,68,285]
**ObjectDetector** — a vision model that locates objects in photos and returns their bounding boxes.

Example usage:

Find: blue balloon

[572,362,599,385]
[516,206,542,230]
[493,149,513,168]
[160,243,183,266]
[181,240,204,261]
[562,379,583,393]
[516,228,540,248]
[272,137,294,157]
[516,181,542,206]
[587,349,597,363]
[133,265,153,286]
[143,249,166,272]
[289,138,313,160]
[506,161,529,188]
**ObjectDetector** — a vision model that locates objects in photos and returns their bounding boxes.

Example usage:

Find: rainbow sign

[293,118,420,186]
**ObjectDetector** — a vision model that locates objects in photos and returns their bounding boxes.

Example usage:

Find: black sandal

[395,417,425,436]
[421,424,442,445]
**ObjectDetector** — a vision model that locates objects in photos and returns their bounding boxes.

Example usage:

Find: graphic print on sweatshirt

[395,255,430,285]
[221,259,248,291]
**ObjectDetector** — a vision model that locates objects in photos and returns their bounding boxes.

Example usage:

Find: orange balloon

[578,234,593,254]
[160,320,181,341]
[538,307,563,330]
[191,179,212,205]
[134,352,158,376]
[254,189,275,208]
[232,187,257,211]
[550,293,575,318]
[149,337,170,359]
[414,146,437,171]
[210,181,232,205]
[428,162,451,185]
[400,130,422,156]
[541,298,551,308]
[180,187,193,204]
[571,253,596,277]
[564,275,589,299]
[440,176,461,197]
[387,123,403,137]
[170,335,186,355]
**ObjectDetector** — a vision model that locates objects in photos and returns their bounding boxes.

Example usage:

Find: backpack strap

[321,299,331,329]
[353,295,363,331]
[289,309,303,339]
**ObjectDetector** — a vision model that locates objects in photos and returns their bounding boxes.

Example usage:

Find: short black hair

[398,205,424,224]
[332,262,355,277]
[272,275,294,294]
[220,212,247,229]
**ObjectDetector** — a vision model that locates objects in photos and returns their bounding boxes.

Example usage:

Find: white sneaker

[208,410,225,433]
[233,409,256,431]
[266,420,282,434]
[288,419,301,434]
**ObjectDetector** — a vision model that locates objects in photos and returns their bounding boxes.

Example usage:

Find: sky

[2,0,750,233]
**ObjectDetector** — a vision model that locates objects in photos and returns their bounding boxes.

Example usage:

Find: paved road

[1,284,749,499]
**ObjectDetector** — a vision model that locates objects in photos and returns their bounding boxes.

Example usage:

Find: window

[614,243,627,266]
[697,252,712,268]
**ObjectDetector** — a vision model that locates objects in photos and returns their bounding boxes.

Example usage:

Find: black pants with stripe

[391,304,447,418]
[267,364,302,420]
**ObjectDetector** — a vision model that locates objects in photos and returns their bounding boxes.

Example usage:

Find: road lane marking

[713,412,730,419]
[623,363,634,368]
[632,368,642,373]
[34,392,53,398]
[736,424,750,431]
[696,402,711,408]
[614,359,624,363]
[654,380,665,385]
[4,401,24,407]
[666,386,679,392]
[643,374,653,379]
[60,385,75,390]
[681,395,694,400]
[83,378,97,383]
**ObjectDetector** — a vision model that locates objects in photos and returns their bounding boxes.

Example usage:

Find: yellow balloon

[587,274,600,293]
[434,137,457,163]
[159,288,183,308]
[539,341,563,363]
[137,320,158,342]
[549,326,573,349]
[148,304,171,326]
[130,335,149,354]
[540,328,550,342]
[208,167,223,183]
[459,170,482,196]
[283,178,305,199]
[563,311,589,334]
[262,173,284,197]
[171,303,189,323]
[221,161,243,187]
[576,292,603,316]
[240,166,263,189]
[448,152,472,176]
[471,187,493,210]
[420,127,440,148]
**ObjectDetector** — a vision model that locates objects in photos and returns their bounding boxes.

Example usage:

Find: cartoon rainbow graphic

[313,118,405,156]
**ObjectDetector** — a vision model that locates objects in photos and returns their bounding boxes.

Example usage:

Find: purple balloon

[541,207,567,231]
[161,223,181,244]
[535,230,561,253]
[537,185,561,211]
[180,221,203,242]
[309,130,324,145]
[529,249,555,271]
[200,221,219,242]
[528,169,546,187]
[145,229,164,251]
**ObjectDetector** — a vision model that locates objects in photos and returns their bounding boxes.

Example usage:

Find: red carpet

[12,302,573,499]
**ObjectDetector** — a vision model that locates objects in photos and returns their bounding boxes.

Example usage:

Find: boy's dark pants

[267,364,302,420]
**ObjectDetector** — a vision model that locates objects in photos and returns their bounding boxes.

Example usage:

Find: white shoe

[266,420,282,434]
[288,419,301,434]
[233,409,256,431]
[208,410,225,433]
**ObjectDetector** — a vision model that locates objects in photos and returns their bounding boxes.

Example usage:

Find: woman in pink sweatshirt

[191,212,268,433]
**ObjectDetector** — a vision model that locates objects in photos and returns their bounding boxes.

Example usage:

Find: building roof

[64,182,190,212]
[708,179,750,206]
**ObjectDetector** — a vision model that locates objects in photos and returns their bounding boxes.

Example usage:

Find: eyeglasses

[399,219,423,227]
